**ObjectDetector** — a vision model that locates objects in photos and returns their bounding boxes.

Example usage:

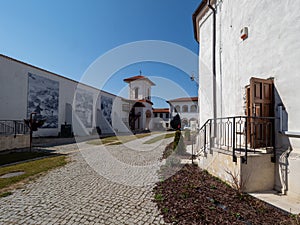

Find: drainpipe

[208,0,217,138]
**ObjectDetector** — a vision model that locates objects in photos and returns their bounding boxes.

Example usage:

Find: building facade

[0,54,155,137]
[123,75,155,132]
[193,0,300,197]
[152,108,170,130]
[167,97,199,130]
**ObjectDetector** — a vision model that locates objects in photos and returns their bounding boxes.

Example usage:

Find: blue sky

[0,0,200,107]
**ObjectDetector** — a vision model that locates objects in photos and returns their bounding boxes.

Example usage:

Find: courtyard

[0,134,172,225]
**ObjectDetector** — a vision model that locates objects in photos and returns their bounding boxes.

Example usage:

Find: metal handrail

[197,116,277,163]
[0,120,29,137]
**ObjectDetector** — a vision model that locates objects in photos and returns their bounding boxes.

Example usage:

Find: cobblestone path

[0,134,171,224]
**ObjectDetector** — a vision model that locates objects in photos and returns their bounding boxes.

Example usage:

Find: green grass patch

[154,193,164,201]
[0,155,67,193]
[87,133,152,145]
[143,133,175,144]
[0,152,54,166]
[0,191,12,198]
[87,136,119,145]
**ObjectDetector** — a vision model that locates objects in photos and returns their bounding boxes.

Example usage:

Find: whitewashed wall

[196,0,300,196]
[0,55,118,137]
[129,79,152,100]
[111,97,131,133]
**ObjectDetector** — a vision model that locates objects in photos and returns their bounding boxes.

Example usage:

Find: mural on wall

[101,95,113,125]
[27,73,59,128]
[75,89,93,128]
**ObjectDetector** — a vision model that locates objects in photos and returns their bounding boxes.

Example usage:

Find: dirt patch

[154,164,300,224]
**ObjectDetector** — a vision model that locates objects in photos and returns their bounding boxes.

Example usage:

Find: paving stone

[0,135,173,224]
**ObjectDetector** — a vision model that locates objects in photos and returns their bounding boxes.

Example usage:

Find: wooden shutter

[246,77,274,148]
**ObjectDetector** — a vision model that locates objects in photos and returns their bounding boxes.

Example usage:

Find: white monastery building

[123,75,155,132]
[193,0,300,200]
[167,97,199,130]
[0,54,160,138]
[152,108,171,130]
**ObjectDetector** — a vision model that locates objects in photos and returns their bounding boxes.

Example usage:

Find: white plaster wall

[0,56,65,136]
[141,103,153,130]
[289,156,300,197]
[112,97,131,133]
[129,79,152,100]
[198,10,213,126]
[198,151,275,192]
[199,0,300,146]
[197,0,300,196]
[0,55,120,137]
[0,57,29,121]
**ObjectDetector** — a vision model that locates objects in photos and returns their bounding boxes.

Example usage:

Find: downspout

[208,0,217,138]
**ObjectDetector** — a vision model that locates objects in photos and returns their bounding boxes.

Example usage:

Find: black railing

[0,120,29,137]
[197,116,276,163]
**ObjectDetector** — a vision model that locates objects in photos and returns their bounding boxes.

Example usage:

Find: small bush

[173,130,186,155]
[161,142,174,160]
[170,114,181,130]
[165,155,181,167]
[184,129,191,141]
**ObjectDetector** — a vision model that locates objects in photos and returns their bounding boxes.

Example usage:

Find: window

[175,105,180,113]
[166,113,169,118]
[134,88,139,99]
[160,113,163,118]
[147,88,151,100]
[154,113,158,117]
[190,105,197,112]
[182,105,188,112]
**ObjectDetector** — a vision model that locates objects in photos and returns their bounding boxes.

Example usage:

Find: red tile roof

[123,75,155,85]
[167,97,198,102]
[153,108,170,113]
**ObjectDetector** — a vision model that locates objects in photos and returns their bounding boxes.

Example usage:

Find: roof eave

[192,0,212,43]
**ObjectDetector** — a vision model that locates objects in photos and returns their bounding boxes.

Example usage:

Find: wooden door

[246,77,274,148]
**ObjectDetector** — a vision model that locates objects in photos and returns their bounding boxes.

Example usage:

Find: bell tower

[123,73,155,101]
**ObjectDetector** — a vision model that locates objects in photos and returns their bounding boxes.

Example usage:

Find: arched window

[182,105,188,112]
[134,88,139,99]
[175,105,180,113]
[190,105,197,112]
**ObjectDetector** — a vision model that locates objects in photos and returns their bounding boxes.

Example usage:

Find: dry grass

[143,133,175,144]
[86,133,152,145]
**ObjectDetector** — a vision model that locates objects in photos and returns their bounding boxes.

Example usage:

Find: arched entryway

[129,102,145,131]
[145,109,152,130]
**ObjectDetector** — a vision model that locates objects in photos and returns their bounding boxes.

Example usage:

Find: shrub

[170,114,181,130]
[184,129,191,141]
[173,130,186,155]
[165,155,181,167]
